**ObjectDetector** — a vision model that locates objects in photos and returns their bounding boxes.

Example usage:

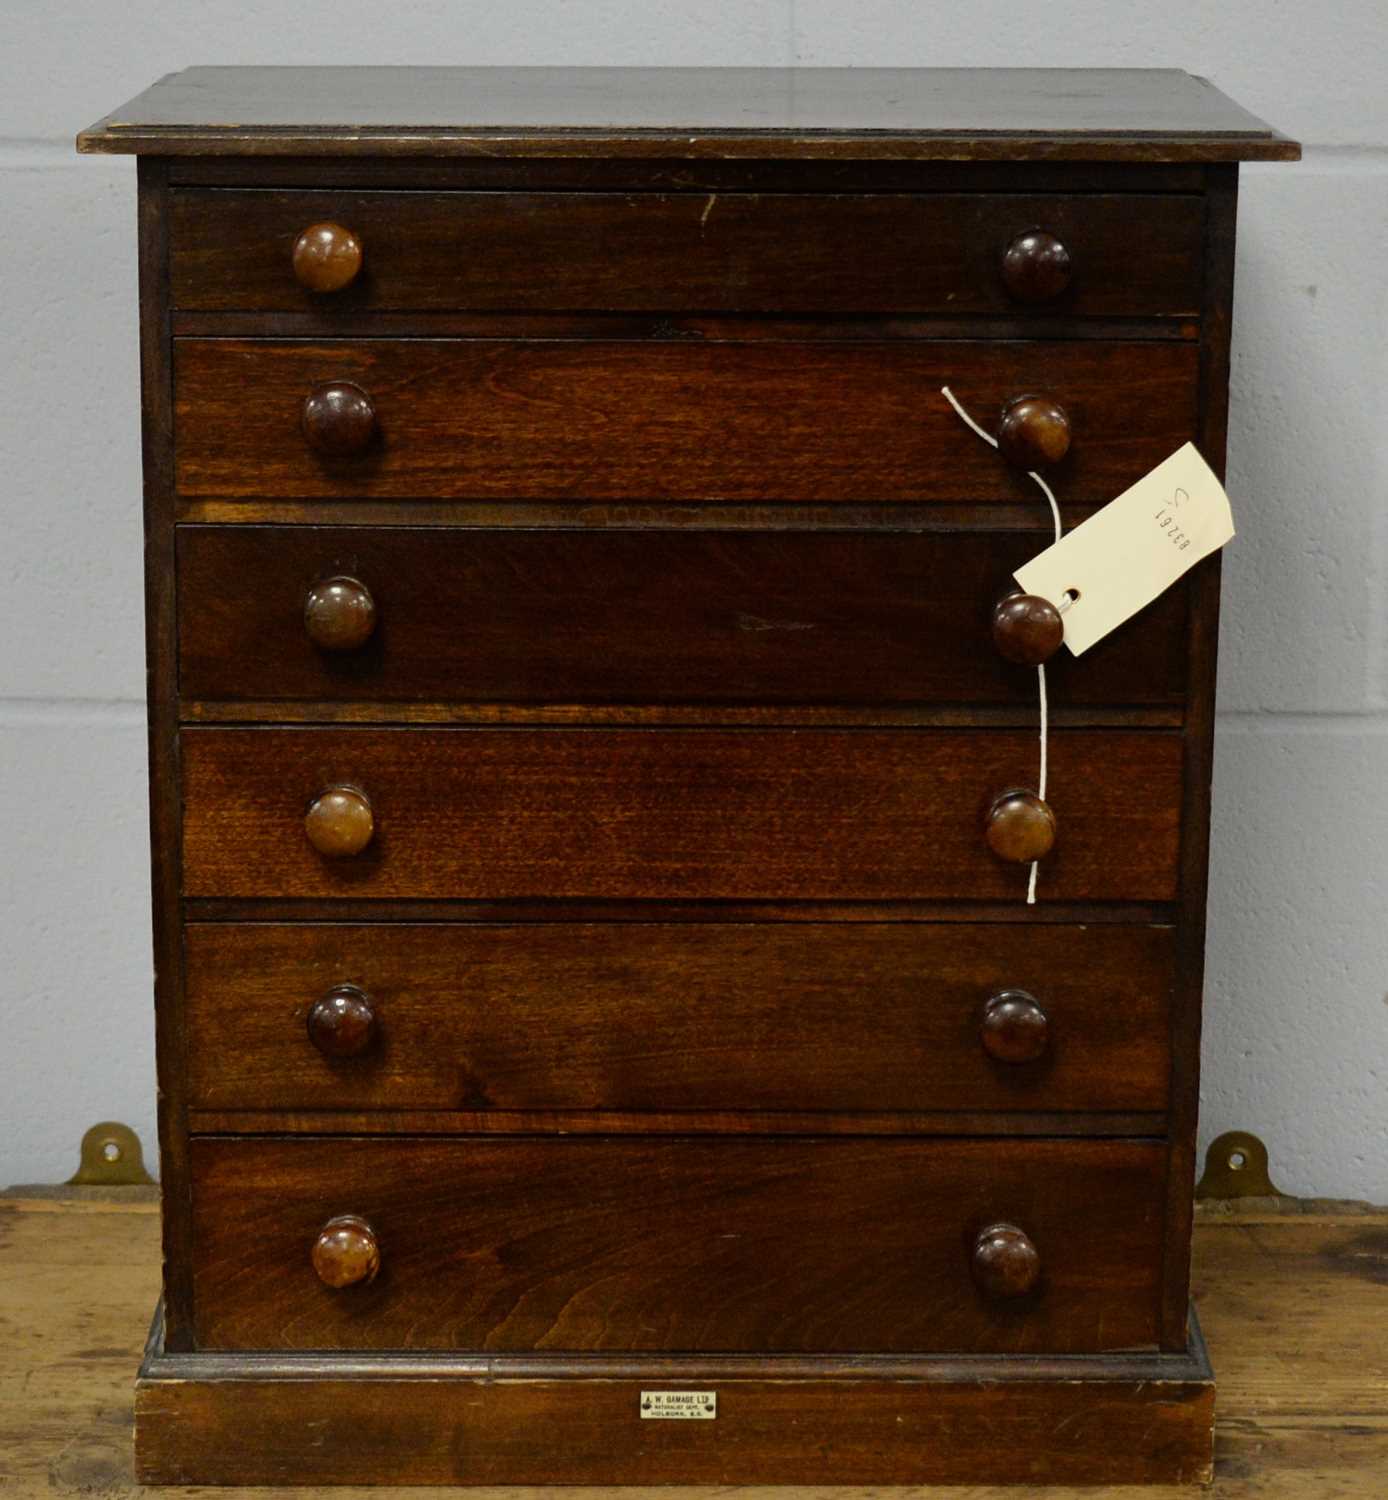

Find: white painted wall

[3,2,1385,1196]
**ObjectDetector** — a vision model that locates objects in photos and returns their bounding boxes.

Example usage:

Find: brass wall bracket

[67,1122,156,1186]
[1195,1130,1279,1200]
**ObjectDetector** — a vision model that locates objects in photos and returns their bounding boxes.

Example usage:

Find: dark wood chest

[80,66,1297,1486]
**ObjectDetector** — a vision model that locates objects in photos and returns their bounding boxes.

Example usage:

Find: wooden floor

[0,1190,1384,1496]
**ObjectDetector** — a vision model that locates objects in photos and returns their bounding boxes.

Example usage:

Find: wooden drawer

[189,1135,1166,1353]
[184,922,1173,1116]
[180,727,1183,903]
[169,189,1204,317]
[173,339,1198,503]
[176,526,1188,709]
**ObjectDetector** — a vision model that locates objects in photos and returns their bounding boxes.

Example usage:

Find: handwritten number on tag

[1013,443,1234,657]
[1154,507,1193,551]
[1154,488,1194,551]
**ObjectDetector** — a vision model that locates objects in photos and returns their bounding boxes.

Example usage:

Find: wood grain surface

[1161,164,1241,1350]
[178,727,1185,902]
[138,1358,1212,1485]
[163,158,1212,193]
[78,66,1300,162]
[168,189,1204,316]
[173,338,1199,502]
[175,525,1189,709]
[184,1108,1170,1138]
[132,160,197,1353]
[182,921,1174,1114]
[186,1135,1166,1353]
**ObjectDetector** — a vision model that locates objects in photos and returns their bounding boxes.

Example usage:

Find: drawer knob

[980,989,1050,1064]
[311,1214,380,1289]
[292,222,363,293]
[992,590,1064,666]
[304,575,378,652]
[302,381,376,458]
[972,1222,1041,1299]
[985,789,1056,864]
[997,395,1071,470]
[305,784,375,858]
[308,984,379,1059]
[1001,230,1072,304]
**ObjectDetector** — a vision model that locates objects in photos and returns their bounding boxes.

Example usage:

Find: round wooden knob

[992,590,1064,666]
[307,985,379,1059]
[985,789,1056,864]
[305,784,374,858]
[304,575,377,652]
[292,222,363,293]
[302,382,376,458]
[972,1222,1041,1299]
[997,395,1071,470]
[311,1214,380,1289]
[1001,230,1072,303]
[980,990,1050,1064]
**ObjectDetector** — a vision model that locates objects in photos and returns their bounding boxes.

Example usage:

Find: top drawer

[169,190,1204,318]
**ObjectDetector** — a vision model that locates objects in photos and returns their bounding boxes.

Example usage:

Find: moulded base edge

[134,1301,1215,1485]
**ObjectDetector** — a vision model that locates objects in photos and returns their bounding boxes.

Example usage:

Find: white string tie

[940,386,1065,905]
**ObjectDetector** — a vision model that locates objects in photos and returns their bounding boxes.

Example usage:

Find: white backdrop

[3,1,1385,1196]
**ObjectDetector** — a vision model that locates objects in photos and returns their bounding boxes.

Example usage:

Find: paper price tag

[1014,442,1235,657]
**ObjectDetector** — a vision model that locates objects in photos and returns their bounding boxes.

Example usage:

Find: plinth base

[135,1302,1215,1485]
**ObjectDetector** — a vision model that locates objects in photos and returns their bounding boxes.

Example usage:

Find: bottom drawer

[190,1136,1164,1354]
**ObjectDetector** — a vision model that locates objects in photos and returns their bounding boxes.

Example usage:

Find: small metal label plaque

[640,1390,717,1420]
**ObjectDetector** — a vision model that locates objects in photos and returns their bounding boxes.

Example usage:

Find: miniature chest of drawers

[80,66,1296,1487]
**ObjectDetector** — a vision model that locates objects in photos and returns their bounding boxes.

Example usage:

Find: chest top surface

[78,66,1298,161]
